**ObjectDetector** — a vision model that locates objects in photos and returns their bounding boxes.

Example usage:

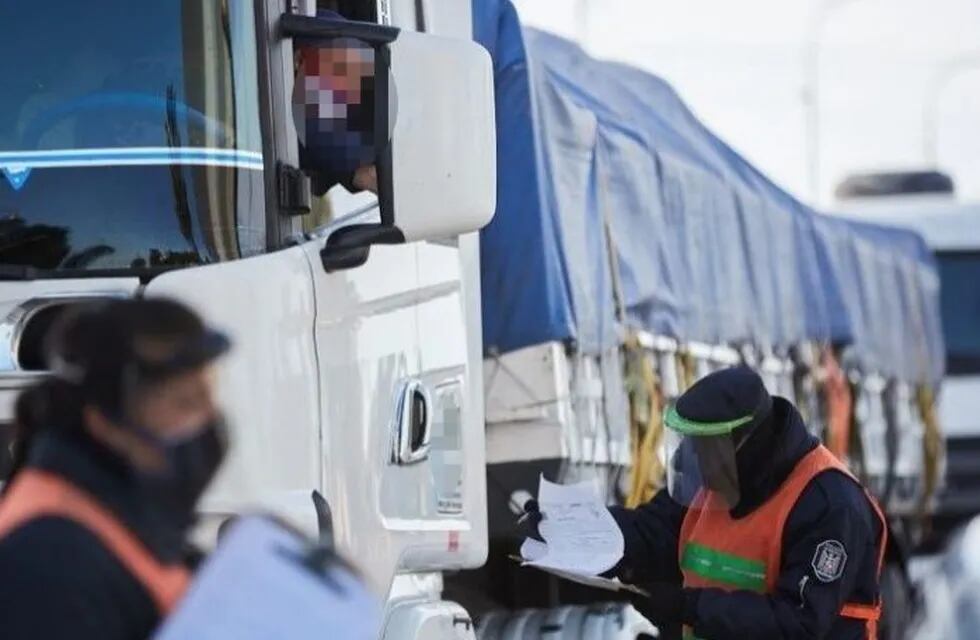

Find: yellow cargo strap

[623,334,666,508]
[678,350,696,392]
[916,384,943,524]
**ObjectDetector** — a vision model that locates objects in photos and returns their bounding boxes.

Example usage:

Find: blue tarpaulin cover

[473,0,944,384]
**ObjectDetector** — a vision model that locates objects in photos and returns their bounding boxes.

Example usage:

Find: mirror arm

[319,223,405,272]
[278,13,398,44]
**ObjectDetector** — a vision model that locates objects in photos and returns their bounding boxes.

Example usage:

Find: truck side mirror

[280,14,496,268]
[386,29,496,242]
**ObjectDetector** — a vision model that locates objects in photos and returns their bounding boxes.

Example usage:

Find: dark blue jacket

[610,398,883,640]
[0,432,196,640]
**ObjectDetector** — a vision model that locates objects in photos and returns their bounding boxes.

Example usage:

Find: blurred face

[129,365,219,441]
[85,365,220,474]
[299,41,374,117]
[293,39,377,176]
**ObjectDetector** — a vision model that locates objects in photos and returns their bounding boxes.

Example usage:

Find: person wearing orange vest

[0,299,231,639]
[517,365,888,639]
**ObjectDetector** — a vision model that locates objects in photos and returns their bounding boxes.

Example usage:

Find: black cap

[45,298,230,416]
[670,365,773,437]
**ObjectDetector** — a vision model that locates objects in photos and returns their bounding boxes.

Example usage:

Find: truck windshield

[936,250,980,376]
[0,1,265,274]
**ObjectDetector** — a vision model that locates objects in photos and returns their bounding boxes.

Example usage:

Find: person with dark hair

[520,366,887,640]
[0,298,231,640]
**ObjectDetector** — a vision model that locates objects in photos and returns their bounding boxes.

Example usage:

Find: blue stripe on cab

[0,147,264,171]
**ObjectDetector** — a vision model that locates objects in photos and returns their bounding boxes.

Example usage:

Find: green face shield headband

[662,405,754,510]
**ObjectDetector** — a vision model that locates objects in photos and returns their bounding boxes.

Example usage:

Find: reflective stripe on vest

[680,542,767,592]
[0,469,191,615]
[678,445,888,640]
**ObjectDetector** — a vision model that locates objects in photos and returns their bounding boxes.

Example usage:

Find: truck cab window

[0,1,265,273]
[936,250,980,375]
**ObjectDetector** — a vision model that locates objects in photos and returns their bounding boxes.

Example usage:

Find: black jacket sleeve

[608,488,687,583]
[0,517,160,640]
[689,471,881,640]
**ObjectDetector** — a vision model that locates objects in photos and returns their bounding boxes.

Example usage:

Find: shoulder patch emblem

[810,540,847,582]
[812,539,847,583]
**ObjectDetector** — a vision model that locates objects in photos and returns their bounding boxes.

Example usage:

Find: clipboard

[154,516,382,640]
[509,554,650,597]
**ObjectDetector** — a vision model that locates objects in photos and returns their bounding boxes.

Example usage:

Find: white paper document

[519,476,625,578]
[154,517,382,640]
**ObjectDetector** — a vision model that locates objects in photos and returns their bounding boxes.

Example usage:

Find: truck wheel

[879,562,912,640]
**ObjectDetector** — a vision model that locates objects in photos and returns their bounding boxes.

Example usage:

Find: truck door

[300,230,486,595]
[144,248,323,535]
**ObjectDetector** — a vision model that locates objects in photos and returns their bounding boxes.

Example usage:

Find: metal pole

[576,0,589,48]
[922,52,980,167]
[803,0,861,206]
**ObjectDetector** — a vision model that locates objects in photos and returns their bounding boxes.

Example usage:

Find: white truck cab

[0,1,494,638]
[836,190,980,535]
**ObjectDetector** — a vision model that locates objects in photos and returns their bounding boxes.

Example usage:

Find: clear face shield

[663,404,753,510]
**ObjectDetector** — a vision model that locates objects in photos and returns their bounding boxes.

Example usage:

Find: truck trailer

[462,4,944,638]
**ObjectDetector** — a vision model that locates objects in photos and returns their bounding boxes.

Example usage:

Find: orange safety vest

[822,349,854,460]
[0,469,191,615]
[678,445,887,640]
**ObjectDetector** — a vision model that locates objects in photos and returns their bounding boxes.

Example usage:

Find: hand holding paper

[517,476,644,595]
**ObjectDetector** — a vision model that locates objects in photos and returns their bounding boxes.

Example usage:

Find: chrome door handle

[391,379,432,465]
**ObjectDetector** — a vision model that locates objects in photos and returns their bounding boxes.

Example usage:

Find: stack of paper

[518,477,646,596]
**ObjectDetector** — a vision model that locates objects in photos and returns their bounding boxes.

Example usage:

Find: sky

[510,0,980,208]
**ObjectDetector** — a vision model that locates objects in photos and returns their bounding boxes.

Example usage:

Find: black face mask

[132,417,228,522]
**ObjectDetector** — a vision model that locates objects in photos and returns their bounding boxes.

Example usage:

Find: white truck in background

[837,173,980,542]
